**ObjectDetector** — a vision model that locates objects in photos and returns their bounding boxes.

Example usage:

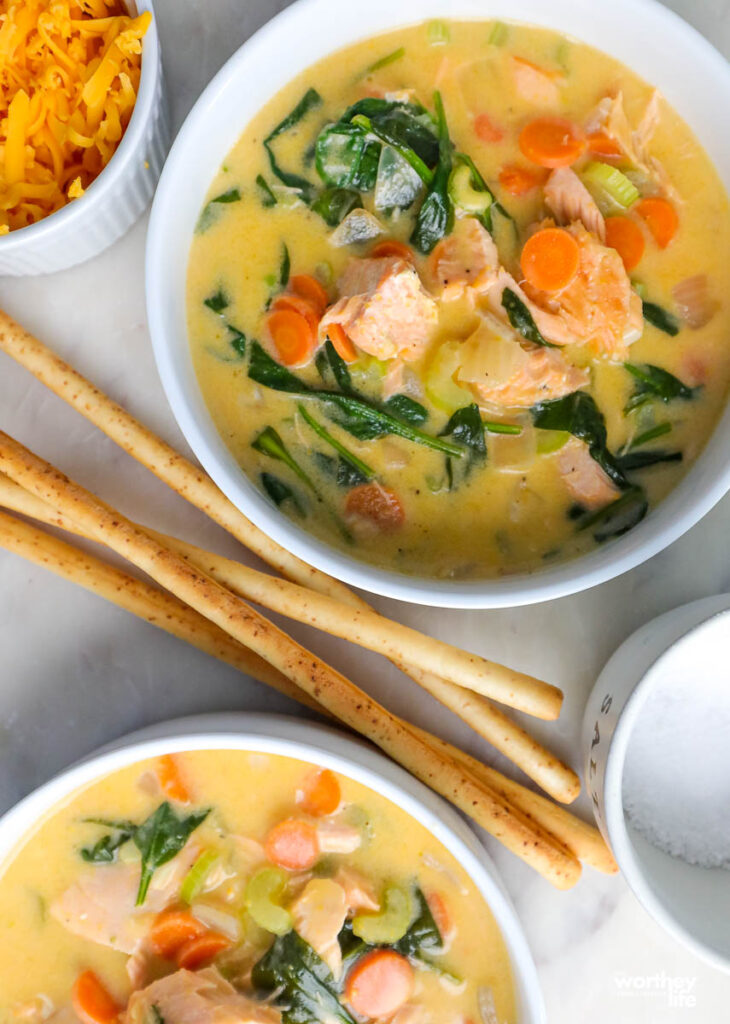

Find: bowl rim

[0,711,546,1023]
[0,0,159,254]
[601,606,730,973]
[146,0,730,609]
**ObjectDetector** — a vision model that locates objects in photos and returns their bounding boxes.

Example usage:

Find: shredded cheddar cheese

[0,1,151,232]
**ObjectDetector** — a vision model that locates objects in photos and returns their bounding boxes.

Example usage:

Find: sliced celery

[353,884,414,944]
[536,430,571,455]
[245,866,292,935]
[581,162,639,209]
[487,21,509,46]
[180,848,220,904]
[427,20,451,46]
[424,341,473,415]
[448,163,493,217]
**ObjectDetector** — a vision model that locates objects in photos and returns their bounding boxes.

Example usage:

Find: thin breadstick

[0,473,577,798]
[0,433,581,888]
[411,727,617,874]
[0,312,565,719]
[0,507,596,872]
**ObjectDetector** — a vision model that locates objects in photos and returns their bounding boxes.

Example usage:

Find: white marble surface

[1,1,729,1019]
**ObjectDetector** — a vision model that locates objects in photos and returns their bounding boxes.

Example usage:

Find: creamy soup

[0,750,515,1024]
[187,19,730,579]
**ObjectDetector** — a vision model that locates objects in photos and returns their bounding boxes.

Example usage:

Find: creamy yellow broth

[0,750,515,1023]
[187,19,730,579]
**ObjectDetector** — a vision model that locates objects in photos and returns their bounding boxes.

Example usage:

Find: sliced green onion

[581,162,639,208]
[642,301,680,336]
[360,47,405,78]
[487,21,509,46]
[629,422,672,449]
[180,849,220,904]
[536,429,571,454]
[427,20,451,46]
[484,421,523,435]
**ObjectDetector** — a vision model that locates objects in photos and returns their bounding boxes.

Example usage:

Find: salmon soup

[186,19,730,579]
[0,750,515,1024]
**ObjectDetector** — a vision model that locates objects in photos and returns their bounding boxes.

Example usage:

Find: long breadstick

[0,507,604,871]
[0,313,567,727]
[0,473,578,800]
[0,433,581,888]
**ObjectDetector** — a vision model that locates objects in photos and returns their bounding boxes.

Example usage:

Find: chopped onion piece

[329,209,385,247]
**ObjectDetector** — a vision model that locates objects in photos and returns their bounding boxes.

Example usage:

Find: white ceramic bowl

[582,595,730,971]
[0,0,169,276]
[0,712,544,1022]
[146,0,730,609]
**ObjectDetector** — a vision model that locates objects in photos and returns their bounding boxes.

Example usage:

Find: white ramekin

[582,595,730,971]
[0,0,169,276]
[146,0,730,608]
[0,712,545,1022]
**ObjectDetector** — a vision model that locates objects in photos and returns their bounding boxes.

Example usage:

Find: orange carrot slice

[266,309,317,367]
[520,227,580,292]
[176,931,231,970]
[148,909,208,959]
[586,132,623,161]
[473,112,503,143]
[426,891,453,941]
[519,116,585,168]
[270,293,320,332]
[636,196,678,249]
[370,239,415,263]
[71,972,120,1024]
[498,164,546,196]
[324,322,357,363]
[155,754,190,804]
[604,216,645,271]
[345,950,414,1018]
[289,273,329,316]
[298,768,341,817]
[345,484,405,532]
[264,818,320,870]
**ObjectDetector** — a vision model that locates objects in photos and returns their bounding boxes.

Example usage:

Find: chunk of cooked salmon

[511,56,563,107]
[50,845,199,954]
[456,319,588,408]
[585,89,680,202]
[427,217,500,301]
[315,821,362,854]
[524,223,643,357]
[558,438,621,510]
[124,968,280,1024]
[333,867,380,914]
[319,257,438,362]
[290,879,348,979]
[543,167,606,241]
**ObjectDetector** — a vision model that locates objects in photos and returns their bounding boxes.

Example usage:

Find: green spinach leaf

[203,288,229,314]
[642,301,680,337]
[359,46,406,78]
[439,404,486,466]
[298,403,375,480]
[577,486,649,542]
[617,449,682,472]
[134,802,209,906]
[410,92,453,253]
[624,363,697,413]
[253,426,318,493]
[311,187,363,227]
[81,827,134,864]
[532,391,627,488]
[383,394,429,426]
[264,88,322,201]
[502,288,554,348]
[261,472,305,514]
[253,930,356,1024]
[256,174,277,208]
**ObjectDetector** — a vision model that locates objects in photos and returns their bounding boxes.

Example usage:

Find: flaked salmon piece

[522,222,643,358]
[333,867,380,914]
[319,257,438,362]
[428,217,500,300]
[290,879,347,979]
[544,168,606,242]
[456,318,588,408]
[315,821,362,854]
[124,968,280,1024]
[558,438,621,510]
[511,56,563,107]
[585,89,680,202]
[50,844,199,954]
